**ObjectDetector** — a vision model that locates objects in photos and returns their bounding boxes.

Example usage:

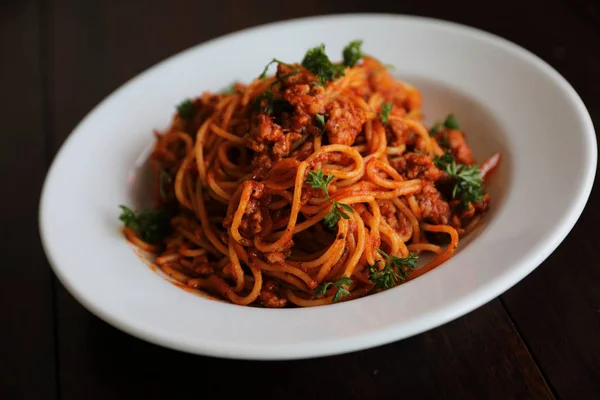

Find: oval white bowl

[39,14,596,360]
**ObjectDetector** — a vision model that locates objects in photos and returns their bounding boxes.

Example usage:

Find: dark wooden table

[2,0,599,399]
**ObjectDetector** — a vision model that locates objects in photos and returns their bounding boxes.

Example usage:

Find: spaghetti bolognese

[119,40,500,307]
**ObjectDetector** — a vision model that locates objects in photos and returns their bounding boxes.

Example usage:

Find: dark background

[2,0,599,399]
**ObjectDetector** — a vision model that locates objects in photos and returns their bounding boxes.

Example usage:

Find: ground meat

[263,250,290,265]
[236,182,267,238]
[378,199,410,236]
[260,280,288,308]
[446,130,475,165]
[415,181,451,224]
[251,153,273,180]
[391,153,444,181]
[246,109,302,179]
[282,82,325,131]
[247,114,284,153]
[194,263,214,276]
[325,98,366,146]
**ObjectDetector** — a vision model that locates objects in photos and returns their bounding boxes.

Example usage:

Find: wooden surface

[2,0,599,398]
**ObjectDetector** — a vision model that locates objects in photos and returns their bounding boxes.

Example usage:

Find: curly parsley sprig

[314,276,352,302]
[434,150,485,207]
[118,205,170,244]
[301,44,346,86]
[368,248,419,291]
[305,169,354,229]
[342,40,364,67]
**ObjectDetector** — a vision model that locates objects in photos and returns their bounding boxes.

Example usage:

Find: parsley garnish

[305,170,354,229]
[430,114,460,135]
[301,44,346,86]
[368,248,418,291]
[252,91,291,115]
[118,205,170,244]
[159,170,173,201]
[253,91,275,113]
[176,99,196,119]
[315,276,352,302]
[306,170,334,194]
[258,58,297,80]
[315,114,326,132]
[379,103,392,124]
[323,202,353,228]
[434,151,485,207]
[444,114,459,130]
[342,40,364,67]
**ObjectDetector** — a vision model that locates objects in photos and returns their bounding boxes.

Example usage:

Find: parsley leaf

[434,151,485,207]
[430,113,460,135]
[315,276,352,302]
[302,44,345,86]
[379,103,393,124]
[159,170,173,201]
[315,114,326,129]
[119,205,170,244]
[368,248,419,291]
[306,170,335,200]
[342,40,363,67]
[305,169,354,229]
[444,114,460,130]
[176,99,196,119]
[324,201,353,229]
[252,91,291,115]
[258,58,297,80]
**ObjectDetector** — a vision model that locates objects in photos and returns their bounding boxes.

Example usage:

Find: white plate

[39,14,596,360]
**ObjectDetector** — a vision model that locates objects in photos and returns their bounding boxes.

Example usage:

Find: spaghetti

[120,41,500,307]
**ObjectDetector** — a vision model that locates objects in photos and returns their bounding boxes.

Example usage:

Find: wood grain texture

[0,1,57,399]
[42,0,600,399]
[55,295,552,400]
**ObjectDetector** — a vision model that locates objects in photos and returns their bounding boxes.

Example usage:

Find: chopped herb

[301,44,346,86]
[315,276,352,302]
[176,99,196,119]
[305,169,354,229]
[379,103,393,124]
[306,170,335,199]
[252,90,290,115]
[258,58,296,80]
[384,63,396,70]
[444,114,460,130]
[368,248,419,291]
[323,201,353,229]
[430,113,460,135]
[159,170,173,201]
[434,150,485,207]
[315,113,326,131]
[342,40,364,67]
[118,205,170,244]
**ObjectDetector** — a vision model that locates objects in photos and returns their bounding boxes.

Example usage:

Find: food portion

[119,41,500,307]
